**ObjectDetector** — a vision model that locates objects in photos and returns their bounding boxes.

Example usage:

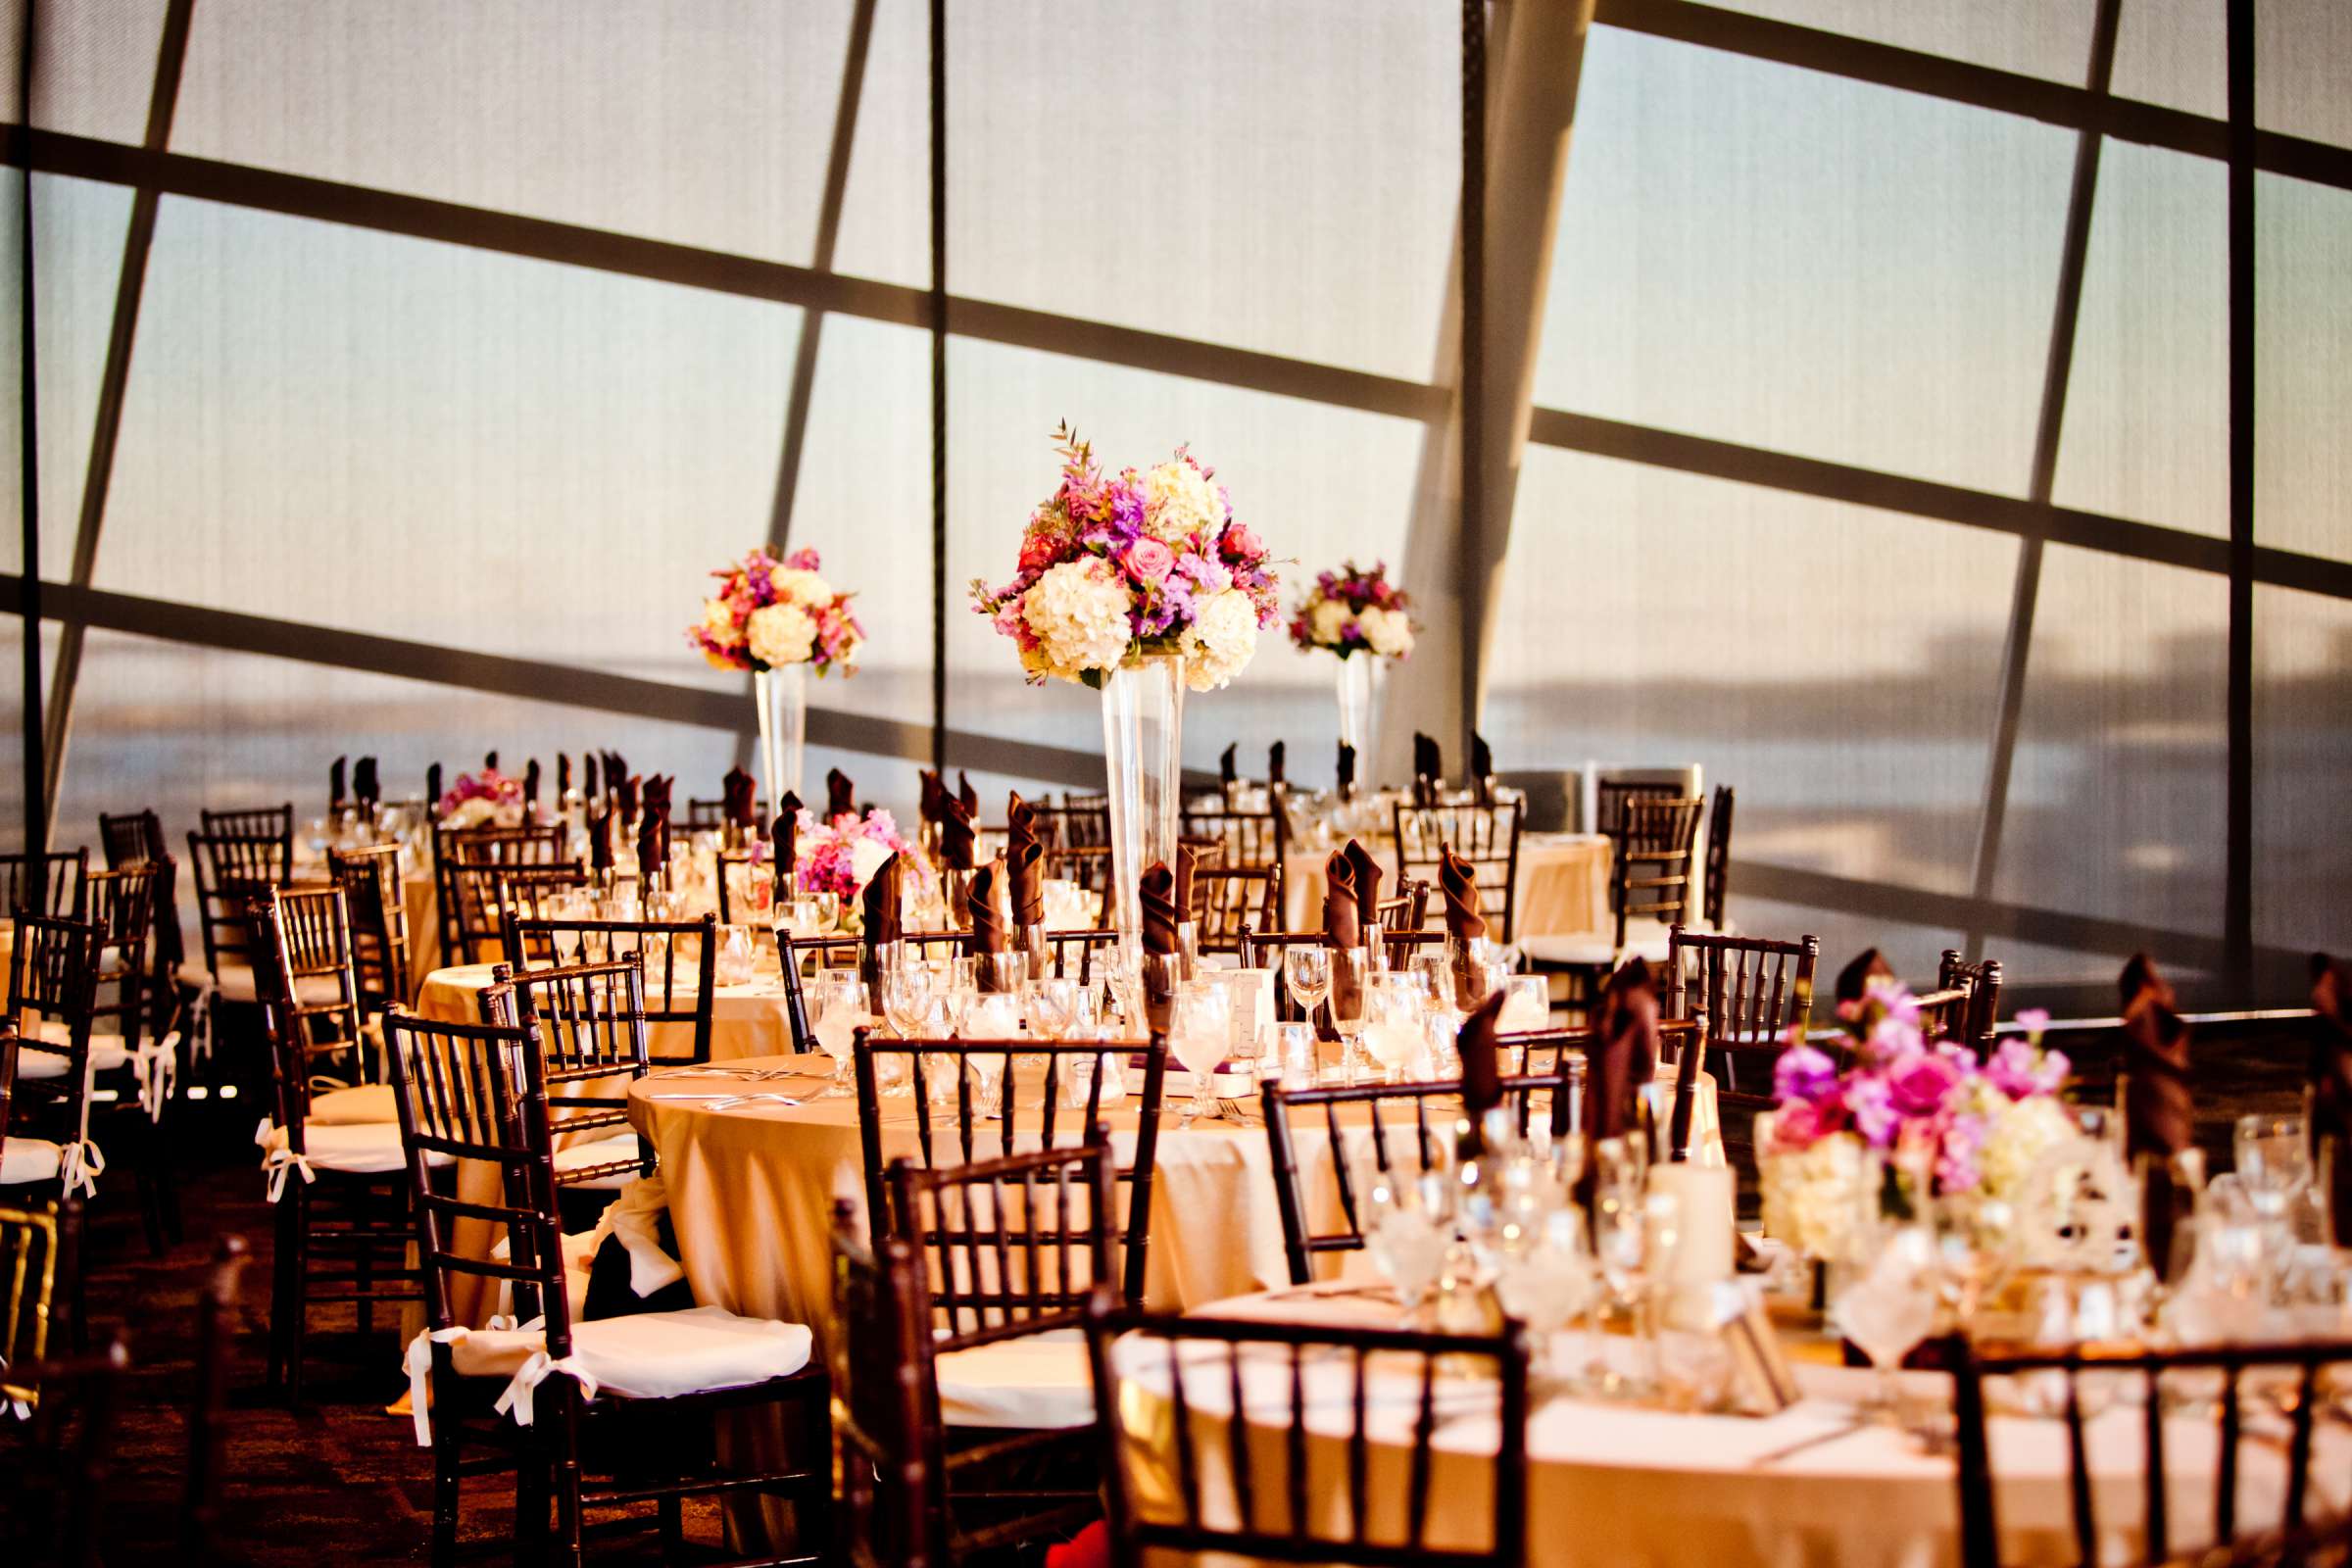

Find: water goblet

[1833,1218,1941,1423]
[1360,1150,1457,1325]
[1028,976,1082,1043]
[809,973,869,1099]
[713,924,756,987]
[1283,944,1331,1024]
[1327,948,1373,1083]
[1265,1021,1320,1086]
[1169,980,1234,1130]
[1360,974,1427,1085]
[1498,974,1550,1034]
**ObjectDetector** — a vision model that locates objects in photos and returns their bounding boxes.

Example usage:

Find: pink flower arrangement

[687,547,863,676]
[1765,976,2070,1199]
[788,807,922,904]
[436,769,521,819]
[1289,560,1416,660]
[969,423,1283,692]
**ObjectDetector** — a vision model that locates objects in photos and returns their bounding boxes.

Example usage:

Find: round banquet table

[625,1053,1720,1355]
[1105,1286,2352,1568]
[416,961,798,1061]
[1283,832,1612,940]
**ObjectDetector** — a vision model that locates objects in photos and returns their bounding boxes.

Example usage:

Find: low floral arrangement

[688,547,863,675]
[789,807,923,907]
[970,423,1281,693]
[1760,978,2071,1259]
[437,769,523,830]
[1290,561,1415,661]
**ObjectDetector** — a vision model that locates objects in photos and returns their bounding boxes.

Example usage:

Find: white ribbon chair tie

[58,1140,105,1199]
[401,1316,517,1446]
[255,1119,315,1203]
[494,1348,599,1430]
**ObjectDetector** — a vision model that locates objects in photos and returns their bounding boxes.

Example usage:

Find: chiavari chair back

[683,798,728,832]
[1085,1295,1531,1568]
[432,822,567,964]
[7,915,103,1191]
[480,957,655,1190]
[831,1206,948,1568]
[201,804,293,842]
[1593,777,1689,841]
[1610,796,1703,947]
[1665,926,1817,1094]
[1948,1334,2352,1568]
[0,1192,81,1411]
[1937,950,2004,1054]
[490,862,593,964]
[1393,800,1523,942]
[98,809,166,868]
[1194,863,1284,956]
[1912,985,1975,1049]
[99,808,186,1006]
[1,847,90,922]
[508,912,716,1064]
[328,842,413,1008]
[854,1033,1167,1306]
[1180,805,1286,871]
[185,830,291,987]
[1703,784,1736,930]
[84,865,158,1058]
[248,884,369,1084]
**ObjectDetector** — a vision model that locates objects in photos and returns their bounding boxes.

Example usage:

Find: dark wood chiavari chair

[508,912,716,1064]
[3,915,104,1210]
[853,1032,1168,1306]
[247,884,418,1404]
[682,798,729,832]
[97,808,164,868]
[1084,1294,1531,1568]
[1392,799,1523,941]
[1912,984,1975,1048]
[885,1143,1118,1557]
[1,847,90,922]
[99,808,188,1034]
[1702,784,1735,931]
[201,803,294,842]
[0,1330,124,1568]
[1180,803,1288,871]
[830,1204,948,1568]
[1194,862,1285,956]
[1948,1333,2352,1568]
[382,1006,831,1568]
[1937,949,2004,1055]
[1610,796,1703,949]
[0,1186,84,1397]
[1031,798,1116,903]
[432,821,568,965]
[480,956,655,1192]
[1592,776,1689,841]
[490,862,594,965]
[84,864,183,1252]
[329,842,414,1008]
[1664,925,1818,1096]
[184,829,294,1003]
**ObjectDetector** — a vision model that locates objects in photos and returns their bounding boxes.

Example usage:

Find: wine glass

[713,924,756,987]
[1168,980,1234,1130]
[1359,1150,1456,1324]
[809,974,869,1099]
[1283,944,1331,1025]
[1360,974,1426,1085]
[1027,976,1082,1042]
[1328,948,1373,1084]
[1587,1134,1649,1391]
[1833,1219,1941,1423]
[2235,1113,2311,1224]
[1266,1021,1320,1086]
[1498,975,1550,1034]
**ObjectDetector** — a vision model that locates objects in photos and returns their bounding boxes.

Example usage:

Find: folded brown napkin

[1413,732,1443,787]
[1471,733,1494,806]
[645,774,673,817]
[2122,954,2194,1279]
[1321,851,1361,1038]
[635,808,665,880]
[354,757,379,811]
[918,769,947,826]
[330,756,348,807]
[426,762,444,810]
[860,852,903,995]
[1457,987,1507,1119]
[1336,742,1357,800]
[956,770,979,820]
[583,754,600,802]
[966,860,1010,976]
[524,759,542,808]
[557,754,571,798]
[771,794,803,900]
[1440,846,1489,1008]
[2313,955,2352,1246]
[1590,957,1659,1144]
[616,773,640,823]
[941,793,977,871]
[1268,741,1286,786]
[1172,843,1200,927]
[485,750,500,772]
[723,766,757,828]
[1343,838,1385,931]
[587,807,613,872]
[1219,744,1238,786]
[827,768,857,820]
[1006,792,1045,922]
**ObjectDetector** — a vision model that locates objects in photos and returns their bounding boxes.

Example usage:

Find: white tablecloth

[1284,832,1612,940]
[1107,1287,2352,1568]
[416,961,798,1061]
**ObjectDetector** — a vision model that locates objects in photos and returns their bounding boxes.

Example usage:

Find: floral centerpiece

[969,423,1280,694]
[686,546,861,823]
[437,769,523,830]
[970,424,1283,948]
[1760,978,2072,1260]
[787,806,925,920]
[1289,561,1416,661]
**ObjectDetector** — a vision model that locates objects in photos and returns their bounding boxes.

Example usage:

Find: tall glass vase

[1334,653,1375,759]
[1100,654,1187,949]
[752,662,808,828]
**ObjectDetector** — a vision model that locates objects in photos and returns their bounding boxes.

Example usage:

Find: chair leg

[355,1180,374,1340]
[266,1200,294,1391]
[658,1495,684,1558]
[135,1114,169,1256]
[430,1418,463,1568]
[551,1385,585,1568]
[285,1188,311,1409]
[515,1438,548,1568]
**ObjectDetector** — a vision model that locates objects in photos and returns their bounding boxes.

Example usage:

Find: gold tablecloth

[1283,832,1611,940]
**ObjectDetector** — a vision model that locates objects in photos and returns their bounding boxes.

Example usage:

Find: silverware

[1745,1417,1870,1469]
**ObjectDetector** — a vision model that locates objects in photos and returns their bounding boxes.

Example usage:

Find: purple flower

[1936,1112,1986,1193]
[1984,1039,2067,1100]
[1842,1074,1900,1149]
[2014,1007,2052,1041]
[1773,1043,1839,1105]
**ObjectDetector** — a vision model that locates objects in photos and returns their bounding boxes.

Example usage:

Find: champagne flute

[1327,948,1372,1084]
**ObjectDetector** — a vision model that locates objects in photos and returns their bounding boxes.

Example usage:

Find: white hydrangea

[1143,459,1224,544]
[1358,604,1415,659]
[1181,588,1260,691]
[746,601,818,667]
[1021,558,1134,679]
[1760,1131,1869,1260]
[767,567,832,607]
[1308,597,1351,648]
[701,598,740,639]
[1979,1094,2076,1200]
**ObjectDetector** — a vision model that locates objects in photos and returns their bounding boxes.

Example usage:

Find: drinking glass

[713,924,756,987]
[1283,945,1331,1023]
[1169,980,1234,1130]
[881,955,935,1043]
[1028,976,1083,1042]
[961,989,1023,1043]
[1328,948,1373,1083]
[1360,1149,1457,1324]
[809,974,869,1099]
[1360,974,1426,1085]
[1833,1220,1941,1422]
[1588,1134,1649,1392]
[976,951,1025,998]
[2235,1114,2311,1223]
[1498,974,1550,1034]
[1265,1021,1320,1086]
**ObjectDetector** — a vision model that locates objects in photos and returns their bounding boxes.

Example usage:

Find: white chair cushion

[308,1084,398,1125]
[931,1327,1093,1431]
[554,1133,645,1190]
[175,963,339,1006]
[448,1304,812,1400]
[489,1229,600,1321]
[16,1021,130,1077]
[1522,919,1679,968]
[0,1138,64,1186]
[260,1119,450,1174]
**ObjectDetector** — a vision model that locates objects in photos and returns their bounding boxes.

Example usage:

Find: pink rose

[1125,536,1174,584]
[1886,1050,1962,1117]
[1018,532,1062,573]
[1220,522,1262,560]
